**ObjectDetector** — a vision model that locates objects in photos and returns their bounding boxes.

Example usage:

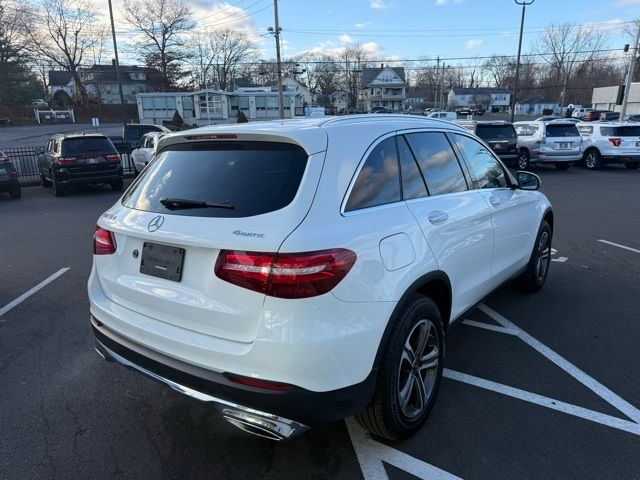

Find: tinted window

[123,141,308,218]
[546,124,580,137]
[475,124,516,140]
[61,137,116,155]
[406,132,467,196]
[616,126,640,136]
[577,125,593,135]
[397,136,428,200]
[346,137,400,211]
[453,134,507,189]
[600,127,615,136]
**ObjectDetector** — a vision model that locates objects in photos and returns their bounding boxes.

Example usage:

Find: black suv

[0,150,21,199]
[38,133,123,196]
[462,121,518,166]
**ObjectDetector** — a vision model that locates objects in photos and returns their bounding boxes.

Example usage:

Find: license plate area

[140,242,185,282]
[557,142,569,149]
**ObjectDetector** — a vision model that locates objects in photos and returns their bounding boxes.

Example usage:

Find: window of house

[345,137,401,211]
[255,96,266,110]
[453,134,507,190]
[405,132,468,196]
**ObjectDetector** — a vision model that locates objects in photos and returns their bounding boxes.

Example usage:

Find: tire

[583,149,602,170]
[555,163,570,171]
[9,185,21,198]
[41,172,51,187]
[356,295,444,441]
[625,162,639,170]
[517,150,530,170]
[514,220,552,293]
[52,177,66,197]
[111,178,124,191]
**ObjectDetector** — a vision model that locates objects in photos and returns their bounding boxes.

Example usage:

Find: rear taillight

[93,226,116,255]
[608,137,622,147]
[215,248,357,299]
[56,157,77,166]
[105,154,121,162]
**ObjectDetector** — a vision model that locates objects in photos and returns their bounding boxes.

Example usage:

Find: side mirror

[516,171,541,191]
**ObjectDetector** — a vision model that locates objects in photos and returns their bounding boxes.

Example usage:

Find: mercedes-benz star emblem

[147,215,165,232]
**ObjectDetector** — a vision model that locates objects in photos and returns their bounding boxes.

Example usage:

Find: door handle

[489,196,503,207]
[428,210,449,225]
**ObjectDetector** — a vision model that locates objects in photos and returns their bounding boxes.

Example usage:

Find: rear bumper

[92,317,376,430]
[0,178,19,190]
[55,167,122,186]
[535,152,581,163]
[602,155,640,164]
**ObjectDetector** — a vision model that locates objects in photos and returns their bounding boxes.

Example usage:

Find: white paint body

[89,115,551,393]
[130,132,164,172]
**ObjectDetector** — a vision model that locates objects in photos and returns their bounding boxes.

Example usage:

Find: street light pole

[510,0,534,123]
[620,20,640,120]
[107,0,126,127]
[272,0,285,120]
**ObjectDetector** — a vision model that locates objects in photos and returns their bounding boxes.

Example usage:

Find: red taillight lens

[608,137,622,147]
[214,248,356,299]
[93,226,116,255]
[227,374,293,391]
[56,157,77,166]
[105,154,121,162]
[0,155,10,162]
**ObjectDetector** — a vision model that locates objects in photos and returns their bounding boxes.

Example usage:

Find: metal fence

[1,145,136,185]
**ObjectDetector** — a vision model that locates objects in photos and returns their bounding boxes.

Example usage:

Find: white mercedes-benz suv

[89,115,553,441]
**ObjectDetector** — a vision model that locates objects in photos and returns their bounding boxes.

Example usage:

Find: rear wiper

[160,197,234,210]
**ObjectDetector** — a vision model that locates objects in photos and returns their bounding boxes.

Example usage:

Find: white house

[330,90,348,114]
[48,71,74,105]
[448,87,510,112]
[280,77,314,106]
[361,65,406,112]
[515,96,559,116]
[592,83,639,115]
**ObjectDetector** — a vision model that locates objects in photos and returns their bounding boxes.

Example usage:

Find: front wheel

[625,162,639,170]
[514,220,552,293]
[517,150,530,170]
[356,295,444,441]
[583,149,602,170]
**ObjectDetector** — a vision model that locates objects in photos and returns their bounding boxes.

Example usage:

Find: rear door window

[123,141,308,218]
[62,137,116,155]
[475,124,516,140]
[616,126,640,136]
[405,132,468,196]
[346,137,401,211]
[546,124,580,137]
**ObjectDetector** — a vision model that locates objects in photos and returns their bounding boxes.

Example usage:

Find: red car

[583,110,608,121]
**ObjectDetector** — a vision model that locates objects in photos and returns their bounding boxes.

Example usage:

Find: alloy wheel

[397,319,440,419]
[535,230,551,282]
[585,152,597,169]
[518,153,529,169]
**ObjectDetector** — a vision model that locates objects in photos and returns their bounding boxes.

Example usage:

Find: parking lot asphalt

[1,164,639,480]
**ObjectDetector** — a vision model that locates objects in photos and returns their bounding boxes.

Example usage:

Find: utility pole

[620,20,640,120]
[510,0,534,123]
[435,56,440,110]
[271,0,285,120]
[107,0,126,127]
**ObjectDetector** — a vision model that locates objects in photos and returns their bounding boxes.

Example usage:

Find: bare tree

[26,0,100,104]
[201,29,257,91]
[293,53,341,95]
[123,0,194,89]
[482,55,516,88]
[338,43,371,110]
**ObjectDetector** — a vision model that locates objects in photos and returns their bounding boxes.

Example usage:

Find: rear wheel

[41,172,51,187]
[555,163,570,171]
[356,295,444,441]
[625,162,639,170]
[517,150,530,170]
[111,178,124,191]
[9,185,21,198]
[583,149,602,170]
[514,220,552,293]
[52,177,66,197]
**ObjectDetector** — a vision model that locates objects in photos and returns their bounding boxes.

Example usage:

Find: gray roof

[451,87,509,95]
[518,96,557,105]
[49,71,73,86]
[361,66,406,86]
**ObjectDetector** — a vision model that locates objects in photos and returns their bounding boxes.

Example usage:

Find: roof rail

[320,114,458,128]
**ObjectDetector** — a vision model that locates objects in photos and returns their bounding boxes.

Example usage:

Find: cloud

[465,39,483,50]
[370,0,388,9]
[355,22,372,29]
[436,0,463,5]
[339,34,354,43]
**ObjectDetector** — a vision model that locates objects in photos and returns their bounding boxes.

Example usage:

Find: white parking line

[0,268,70,319]
[478,303,640,424]
[346,418,462,480]
[444,369,640,437]
[462,319,518,335]
[597,239,640,255]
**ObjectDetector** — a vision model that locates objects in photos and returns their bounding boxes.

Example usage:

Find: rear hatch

[95,138,324,343]
[62,136,120,175]
[544,123,581,153]
[609,125,640,154]
[475,124,517,157]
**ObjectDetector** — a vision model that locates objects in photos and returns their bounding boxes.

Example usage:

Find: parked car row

[0,149,21,199]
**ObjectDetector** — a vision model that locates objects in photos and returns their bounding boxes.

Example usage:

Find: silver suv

[514,120,582,171]
[577,122,640,170]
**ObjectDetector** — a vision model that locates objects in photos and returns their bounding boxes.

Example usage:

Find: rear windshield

[546,124,579,137]
[615,126,640,136]
[475,124,516,140]
[122,141,308,218]
[61,137,116,155]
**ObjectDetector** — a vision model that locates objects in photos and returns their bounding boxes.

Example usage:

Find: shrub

[237,110,248,123]
[171,110,184,127]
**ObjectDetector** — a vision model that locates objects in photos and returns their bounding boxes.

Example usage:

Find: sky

[105,0,640,65]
